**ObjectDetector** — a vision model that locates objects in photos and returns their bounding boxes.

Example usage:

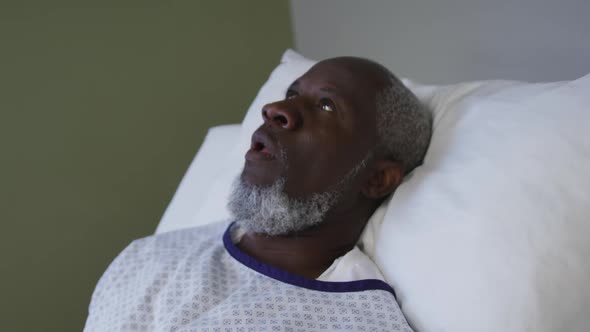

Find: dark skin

[238,57,404,279]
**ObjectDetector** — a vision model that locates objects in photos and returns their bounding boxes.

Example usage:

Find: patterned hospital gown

[84,221,413,332]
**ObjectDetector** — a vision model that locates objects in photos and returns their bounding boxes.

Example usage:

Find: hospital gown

[84,221,413,332]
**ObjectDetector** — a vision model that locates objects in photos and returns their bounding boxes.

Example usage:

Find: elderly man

[84,57,432,331]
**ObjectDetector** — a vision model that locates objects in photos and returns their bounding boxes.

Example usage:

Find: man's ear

[361,160,404,199]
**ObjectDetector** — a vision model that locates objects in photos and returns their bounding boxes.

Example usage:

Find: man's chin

[241,169,280,188]
[228,174,341,237]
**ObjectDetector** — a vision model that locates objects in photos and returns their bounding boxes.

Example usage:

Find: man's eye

[319,98,335,112]
[285,90,298,100]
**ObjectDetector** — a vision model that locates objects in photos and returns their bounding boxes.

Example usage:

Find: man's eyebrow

[319,86,339,94]
[287,81,343,98]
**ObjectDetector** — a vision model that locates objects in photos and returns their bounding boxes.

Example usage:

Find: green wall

[0,2,292,331]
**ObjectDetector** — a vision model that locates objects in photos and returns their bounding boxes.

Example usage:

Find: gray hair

[374,76,432,174]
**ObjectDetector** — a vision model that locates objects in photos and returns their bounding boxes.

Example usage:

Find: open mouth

[245,130,278,161]
[252,141,273,156]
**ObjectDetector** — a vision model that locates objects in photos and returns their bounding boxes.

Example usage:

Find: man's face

[242,60,383,197]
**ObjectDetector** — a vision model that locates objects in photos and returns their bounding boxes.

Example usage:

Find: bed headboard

[290,0,590,84]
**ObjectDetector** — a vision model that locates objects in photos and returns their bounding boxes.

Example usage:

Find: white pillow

[377,74,590,332]
[156,124,240,234]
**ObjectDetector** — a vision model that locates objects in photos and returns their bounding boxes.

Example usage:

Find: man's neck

[235,200,375,279]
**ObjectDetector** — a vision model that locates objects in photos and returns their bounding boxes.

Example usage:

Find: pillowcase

[376,74,590,332]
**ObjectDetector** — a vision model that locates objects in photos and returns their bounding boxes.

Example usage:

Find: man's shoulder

[85,220,234,330]
[91,220,230,297]
[103,220,231,278]
[131,220,230,251]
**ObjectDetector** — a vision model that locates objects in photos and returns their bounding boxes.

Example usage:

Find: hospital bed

[154,50,590,332]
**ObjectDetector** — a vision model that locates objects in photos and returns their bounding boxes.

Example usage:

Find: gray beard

[227,176,340,236]
[227,153,371,236]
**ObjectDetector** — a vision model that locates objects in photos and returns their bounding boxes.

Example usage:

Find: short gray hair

[375,76,432,174]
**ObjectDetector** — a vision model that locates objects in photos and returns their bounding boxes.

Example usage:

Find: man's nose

[262,102,302,130]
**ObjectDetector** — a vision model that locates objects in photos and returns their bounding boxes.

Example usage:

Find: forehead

[294,61,385,108]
